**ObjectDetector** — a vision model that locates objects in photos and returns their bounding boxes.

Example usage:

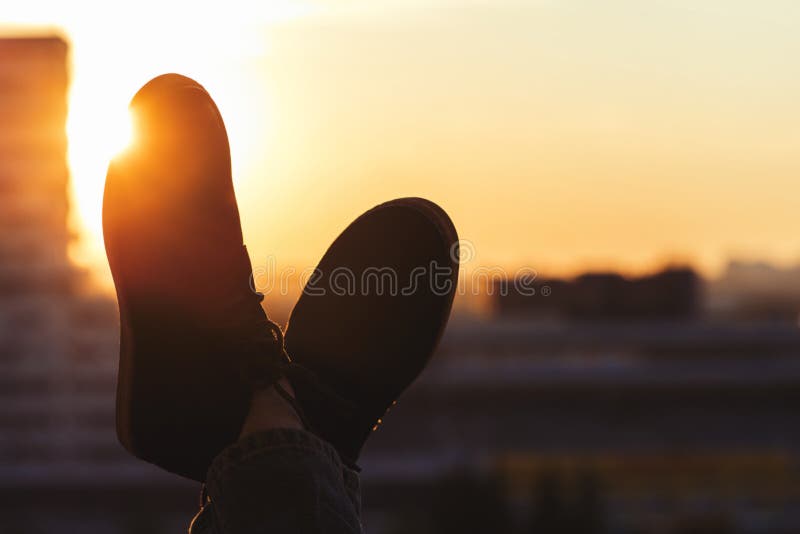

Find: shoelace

[235,290,314,431]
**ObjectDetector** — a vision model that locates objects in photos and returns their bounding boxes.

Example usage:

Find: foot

[284,197,459,465]
[104,74,288,481]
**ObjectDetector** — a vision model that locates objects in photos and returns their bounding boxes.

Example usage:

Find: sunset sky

[3,1,800,288]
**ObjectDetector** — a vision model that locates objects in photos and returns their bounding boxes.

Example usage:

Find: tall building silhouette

[0,36,81,469]
[0,35,192,533]
[0,37,71,295]
[0,35,126,479]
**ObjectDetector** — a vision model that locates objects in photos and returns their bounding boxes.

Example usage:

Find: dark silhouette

[103,74,459,532]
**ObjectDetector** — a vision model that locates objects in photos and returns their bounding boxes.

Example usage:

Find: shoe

[284,197,459,465]
[103,74,288,481]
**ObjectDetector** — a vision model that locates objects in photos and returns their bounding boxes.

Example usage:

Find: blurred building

[0,37,71,295]
[0,35,79,468]
[492,268,700,320]
[708,261,800,322]
[360,270,799,533]
[360,317,800,533]
[0,36,193,534]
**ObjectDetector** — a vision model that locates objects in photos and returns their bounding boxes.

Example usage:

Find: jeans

[189,428,363,534]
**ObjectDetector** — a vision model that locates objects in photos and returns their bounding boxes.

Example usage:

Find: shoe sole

[284,197,459,463]
[104,74,253,481]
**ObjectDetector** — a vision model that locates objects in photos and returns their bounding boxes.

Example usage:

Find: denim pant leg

[189,428,363,534]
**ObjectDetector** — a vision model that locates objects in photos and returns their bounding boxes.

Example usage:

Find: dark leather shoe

[284,197,459,466]
[103,74,287,481]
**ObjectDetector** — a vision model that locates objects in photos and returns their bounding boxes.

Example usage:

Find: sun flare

[65,80,137,272]
[67,104,134,179]
[45,1,311,281]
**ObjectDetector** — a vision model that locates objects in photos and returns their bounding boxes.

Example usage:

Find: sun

[59,0,314,281]
[68,106,134,170]
[66,78,136,275]
[6,1,316,288]
[66,94,135,212]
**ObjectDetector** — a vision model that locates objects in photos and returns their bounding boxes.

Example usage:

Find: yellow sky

[3,1,800,288]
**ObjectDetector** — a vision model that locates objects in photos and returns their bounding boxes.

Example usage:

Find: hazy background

[3,2,800,533]
[4,0,800,288]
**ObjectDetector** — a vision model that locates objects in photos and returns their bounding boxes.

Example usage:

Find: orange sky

[3,1,800,287]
